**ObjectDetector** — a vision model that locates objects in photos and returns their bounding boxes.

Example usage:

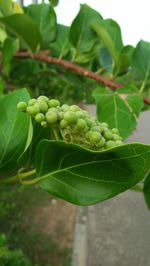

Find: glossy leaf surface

[93,86,142,139]
[0,89,30,175]
[36,140,150,205]
[0,14,42,52]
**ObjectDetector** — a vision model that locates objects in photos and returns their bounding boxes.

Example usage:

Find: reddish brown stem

[15,50,150,105]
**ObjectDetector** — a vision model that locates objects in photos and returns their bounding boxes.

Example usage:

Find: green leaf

[0,89,30,175]
[0,27,7,44]
[36,140,150,206]
[114,45,134,76]
[49,0,59,7]
[2,38,17,64]
[144,172,150,209]
[69,4,102,55]
[50,24,71,58]
[0,0,13,16]
[26,4,56,48]
[19,122,50,168]
[0,14,42,52]
[93,85,143,139]
[131,40,150,86]
[92,19,123,64]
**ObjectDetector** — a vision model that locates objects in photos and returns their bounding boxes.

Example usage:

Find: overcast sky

[24,0,150,46]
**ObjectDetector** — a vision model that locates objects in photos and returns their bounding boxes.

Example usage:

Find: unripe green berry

[76,111,84,118]
[38,95,49,102]
[61,104,69,112]
[76,119,87,129]
[58,111,64,120]
[17,101,27,111]
[90,126,103,133]
[115,140,123,146]
[45,111,58,124]
[48,99,60,107]
[60,119,68,129]
[27,105,39,116]
[97,137,106,148]
[37,101,48,113]
[69,105,80,112]
[105,141,116,149]
[35,113,45,123]
[89,131,101,143]
[103,131,113,140]
[85,118,93,127]
[28,98,37,106]
[41,121,48,128]
[112,128,119,134]
[113,134,120,141]
[101,122,108,128]
[64,111,77,123]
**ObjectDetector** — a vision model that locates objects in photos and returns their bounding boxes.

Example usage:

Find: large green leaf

[143,172,150,209]
[26,4,56,48]
[0,0,13,16]
[0,14,42,52]
[36,140,150,206]
[0,89,30,175]
[93,85,142,139]
[2,38,17,64]
[92,19,123,64]
[114,45,134,76]
[50,24,71,58]
[131,40,150,84]
[69,4,102,55]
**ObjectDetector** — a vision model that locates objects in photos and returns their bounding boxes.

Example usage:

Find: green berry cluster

[17,96,123,151]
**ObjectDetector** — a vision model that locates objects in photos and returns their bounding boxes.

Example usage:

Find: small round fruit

[45,111,57,124]
[76,119,87,129]
[115,140,123,146]
[41,121,48,128]
[112,128,119,134]
[61,104,69,112]
[26,105,39,116]
[97,137,106,148]
[48,99,60,107]
[28,98,37,106]
[38,95,49,102]
[69,105,80,112]
[76,111,84,118]
[64,111,77,123]
[60,119,68,129]
[17,101,27,111]
[101,122,108,128]
[58,111,64,120]
[113,134,120,141]
[90,126,103,133]
[105,141,116,149]
[37,101,48,113]
[90,132,101,143]
[103,131,113,140]
[35,113,45,123]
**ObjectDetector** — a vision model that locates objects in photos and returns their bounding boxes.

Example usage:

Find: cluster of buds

[17,96,123,151]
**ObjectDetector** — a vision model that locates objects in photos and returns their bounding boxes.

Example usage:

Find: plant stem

[52,127,60,140]
[14,50,150,105]
[0,169,36,185]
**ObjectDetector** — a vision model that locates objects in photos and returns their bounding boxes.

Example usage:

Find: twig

[15,50,150,105]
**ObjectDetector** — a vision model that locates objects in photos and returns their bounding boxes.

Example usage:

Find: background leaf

[0,89,30,175]
[0,0,13,16]
[25,4,56,48]
[0,14,42,52]
[36,140,150,205]
[131,40,150,84]
[69,4,102,55]
[93,85,143,139]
